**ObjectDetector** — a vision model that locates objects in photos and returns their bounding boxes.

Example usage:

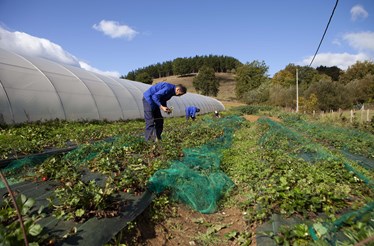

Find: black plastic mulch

[0,179,155,246]
[340,150,374,170]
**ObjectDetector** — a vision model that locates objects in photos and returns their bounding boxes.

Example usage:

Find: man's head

[175,84,187,96]
[196,108,200,112]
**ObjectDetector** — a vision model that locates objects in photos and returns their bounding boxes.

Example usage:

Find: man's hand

[160,105,171,114]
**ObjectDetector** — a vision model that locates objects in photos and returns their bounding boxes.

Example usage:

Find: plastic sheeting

[0,48,224,124]
[0,178,155,246]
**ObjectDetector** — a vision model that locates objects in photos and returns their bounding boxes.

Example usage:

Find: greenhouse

[0,48,224,125]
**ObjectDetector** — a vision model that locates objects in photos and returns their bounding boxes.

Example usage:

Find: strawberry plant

[222,116,373,239]
[282,114,374,159]
[1,110,373,245]
[50,178,118,221]
[0,193,46,245]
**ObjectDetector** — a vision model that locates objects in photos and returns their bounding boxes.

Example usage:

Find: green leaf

[23,197,35,209]
[37,205,45,215]
[206,226,216,235]
[29,223,43,236]
[20,196,35,215]
[206,224,227,235]
[292,224,309,238]
[313,222,328,237]
[192,217,204,224]
[280,176,287,186]
[20,194,27,204]
[75,209,85,217]
[224,230,238,240]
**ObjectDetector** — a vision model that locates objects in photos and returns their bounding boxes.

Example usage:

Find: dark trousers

[143,98,164,141]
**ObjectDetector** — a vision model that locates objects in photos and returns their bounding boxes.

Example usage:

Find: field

[153,73,245,109]
[0,105,373,245]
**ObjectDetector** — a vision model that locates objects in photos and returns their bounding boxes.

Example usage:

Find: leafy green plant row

[221,117,373,245]
[31,117,227,220]
[1,116,229,243]
[2,113,372,245]
[0,194,46,245]
[259,116,374,182]
[0,119,143,159]
[281,114,374,159]
[234,105,278,115]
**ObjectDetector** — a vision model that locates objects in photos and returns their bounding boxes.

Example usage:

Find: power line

[309,0,339,67]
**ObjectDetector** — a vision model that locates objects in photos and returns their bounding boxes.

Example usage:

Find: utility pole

[296,68,299,113]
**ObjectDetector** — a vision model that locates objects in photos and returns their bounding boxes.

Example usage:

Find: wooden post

[361,108,364,123]
[296,69,299,113]
[367,109,370,122]
[350,110,353,123]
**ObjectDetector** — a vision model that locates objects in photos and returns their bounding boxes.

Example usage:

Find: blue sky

[0,0,373,78]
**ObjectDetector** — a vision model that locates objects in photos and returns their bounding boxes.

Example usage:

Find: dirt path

[121,114,284,245]
[130,193,253,246]
[243,114,281,122]
[143,205,248,245]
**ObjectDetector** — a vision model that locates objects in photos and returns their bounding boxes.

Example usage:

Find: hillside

[153,73,245,108]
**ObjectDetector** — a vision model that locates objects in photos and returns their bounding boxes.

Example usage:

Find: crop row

[221,115,373,245]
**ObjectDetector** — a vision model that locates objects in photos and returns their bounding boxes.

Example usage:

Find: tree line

[121,55,374,112]
[236,60,374,112]
[121,55,242,84]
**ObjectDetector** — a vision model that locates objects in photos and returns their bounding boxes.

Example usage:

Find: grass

[153,73,244,108]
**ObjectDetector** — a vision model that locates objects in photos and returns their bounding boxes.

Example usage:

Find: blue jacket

[143,82,176,110]
[185,106,199,118]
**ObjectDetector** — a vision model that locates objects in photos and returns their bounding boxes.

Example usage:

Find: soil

[118,115,282,246]
[153,73,239,102]
[124,193,253,246]
[243,115,282,123]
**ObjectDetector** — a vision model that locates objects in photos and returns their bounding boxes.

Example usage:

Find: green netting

[283,115,374,162]
[307,202,374,245]
[340,150,374,170]
[2,155,49,172]
[147,116,243,214]
[257,207,374,246]
[0,137,118,188]
[258,117,374,187]
[258,117,332,162]
[332,201,374,229]
[344,162,374,190]
[256,116,374,245]
[2,116,244,214]
[0,146,77,188]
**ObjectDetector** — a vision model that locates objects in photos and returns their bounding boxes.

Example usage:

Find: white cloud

[0,26,80,67]
[343,31,374,51]
[93,20,138,40]
[301,52,370,70]
[350,5,368,21]
[302,30,374,71]
[79,61,121,78]
[332,38,341,46]
[0,26,121,77]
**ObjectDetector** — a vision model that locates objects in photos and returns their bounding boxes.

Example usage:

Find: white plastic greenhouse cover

[0,48,224,125]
